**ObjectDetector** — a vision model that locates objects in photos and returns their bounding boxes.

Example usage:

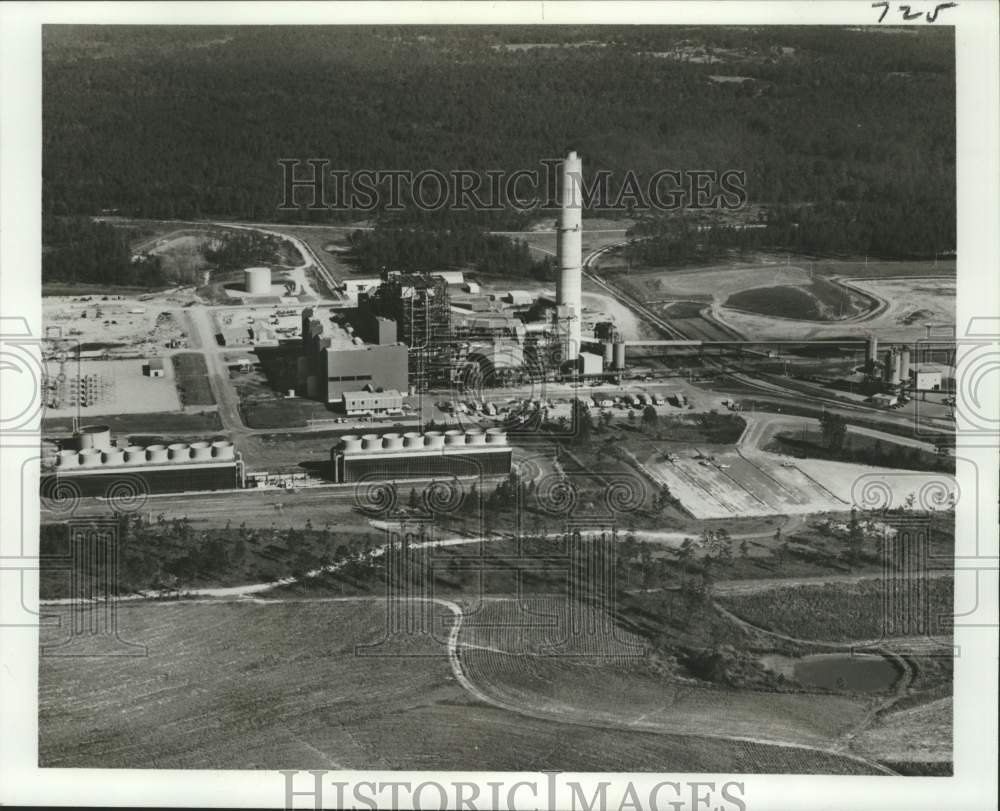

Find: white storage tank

[465,429,487,446]
[79,449,103,468]
[361,433,381,451]
[211,440,235,460]
[76,424,112,451]
[339,435,363,454]
[403,432,423,449]
[382,433,404,451]
[445,429,465,446]
[167,443,190,460]
[56,449,81,468]
[102,448,126,466]
[424,431,445,449]
[146,445,168,464]
[485,428,508,445]
[244,266,272,296]
[613,341,626,371]
[124,446,147,465]
[190,441,213,461]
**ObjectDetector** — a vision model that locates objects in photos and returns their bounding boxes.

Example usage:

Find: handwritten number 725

[872,2,957,23]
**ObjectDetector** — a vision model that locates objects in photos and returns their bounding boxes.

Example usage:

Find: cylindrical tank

[424,431,445,449]
[339,435,363,454]
[382,433,404,451]
[146,444,168,464]
[124,446,147,465]
[403,431,423,449]
[900,348,910,382]
[891,352,902,385]
[613,341,626,371]
[603,341,614,366]
[445,429,465,446]
[76,424,112,451]
[211,440,235,460]
[102,448,125,466]
[485,428,508,445]
[190,441,213,461]
[79,449,103,468]
[244,266,272,296]
[865,335,879,367]
[167,443,190,460]
[361,433,381,451]
[56,449,81,468]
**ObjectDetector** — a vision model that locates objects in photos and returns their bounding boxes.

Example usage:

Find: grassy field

[170,352,216,406]
[718,578,955,643]
[42,410,222,435]
[38,598,883,772]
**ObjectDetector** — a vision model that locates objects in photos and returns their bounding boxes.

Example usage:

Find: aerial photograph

[38,24,957,776]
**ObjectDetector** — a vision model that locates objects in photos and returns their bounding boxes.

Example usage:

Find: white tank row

[338,428,507,454]
[52,440,236,468]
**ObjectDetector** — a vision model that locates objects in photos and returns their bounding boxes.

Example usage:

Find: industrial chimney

[556,150,583,362]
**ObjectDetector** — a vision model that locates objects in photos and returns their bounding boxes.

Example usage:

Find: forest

[347,225,553,279]
[43,25,955,260]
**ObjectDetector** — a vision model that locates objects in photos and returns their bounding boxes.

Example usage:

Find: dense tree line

[42,217,165,286]
[43,26,954,259]
[202,231,290,271]
[348,225,552,279]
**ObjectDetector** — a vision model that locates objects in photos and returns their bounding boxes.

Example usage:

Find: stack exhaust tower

[556,150,583,362]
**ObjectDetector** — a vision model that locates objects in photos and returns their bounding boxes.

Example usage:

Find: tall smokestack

[556,150,583,362]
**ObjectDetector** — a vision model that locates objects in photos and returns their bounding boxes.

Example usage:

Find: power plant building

[356,272,452,391]
[331,428,512,483]
[299,307,408,403]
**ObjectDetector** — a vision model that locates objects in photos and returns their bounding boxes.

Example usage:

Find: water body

[794,653,899,693]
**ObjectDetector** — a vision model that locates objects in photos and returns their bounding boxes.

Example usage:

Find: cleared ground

[43,358,182,417]
[38,597,882,772]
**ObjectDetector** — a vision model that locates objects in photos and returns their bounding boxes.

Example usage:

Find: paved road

[185,307,247,433]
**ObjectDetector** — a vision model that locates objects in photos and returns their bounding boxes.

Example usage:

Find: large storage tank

[891,352,902,385]
[244,266,272,296]
[79,449,103,468]
[865,335,879,369]
[465,429,487,446]
[424,431,445,449]
[613,341,626,371]
[102,448,125,466]
[382,433,404,451]
[445,429,466,446]
[146,445,168,464]
[76,425,112,451]
[403,432,423,449]
[124,446,147,465]
[190,442,213,461]
[56,449,81,468]
[361,434,381,451]
[339,435,363,454]
[167,443,190,460]
[485,428,508,445]
[211,440,236,460]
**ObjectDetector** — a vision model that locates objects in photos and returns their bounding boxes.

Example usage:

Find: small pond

[793,653,899,693]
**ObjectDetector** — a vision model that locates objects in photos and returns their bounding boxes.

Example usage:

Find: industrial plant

[40,425,243,497]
